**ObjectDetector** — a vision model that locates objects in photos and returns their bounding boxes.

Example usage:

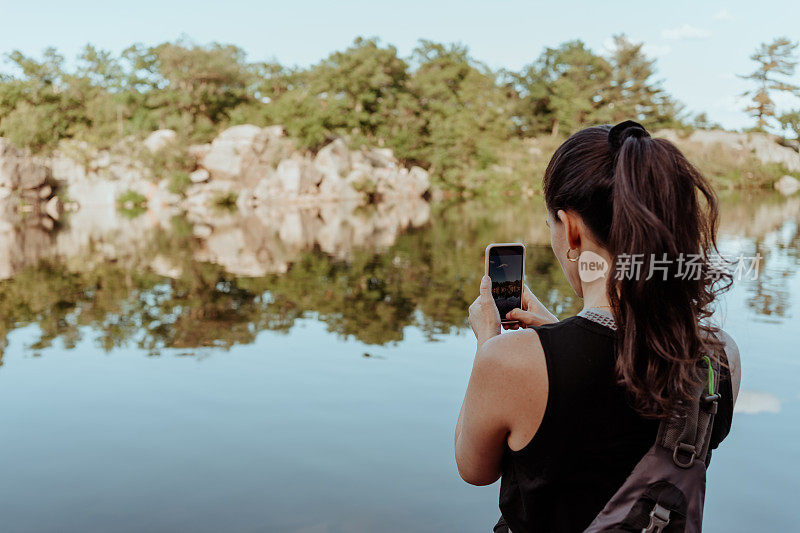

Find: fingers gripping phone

[485,243,526,325]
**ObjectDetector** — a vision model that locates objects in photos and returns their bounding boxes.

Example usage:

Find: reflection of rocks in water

[190,199,431,277]
[0,193,178,280]
[4,188,800,352]
[57,195,179,265]
[0,204,52,280]
[0,139,70,265]
[714,194,800,320]
[1,197,431,280]
[0,127,433,280]
[718,194,800,239]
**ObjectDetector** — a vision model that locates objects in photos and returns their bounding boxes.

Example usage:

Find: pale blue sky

[1,0,799,130]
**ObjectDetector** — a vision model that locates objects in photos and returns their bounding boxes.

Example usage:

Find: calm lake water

[0,193,797,532]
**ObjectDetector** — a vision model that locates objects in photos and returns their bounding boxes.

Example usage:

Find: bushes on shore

[0,36,682,192]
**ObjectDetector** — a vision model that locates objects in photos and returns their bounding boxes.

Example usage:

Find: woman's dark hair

[542,122,732,418]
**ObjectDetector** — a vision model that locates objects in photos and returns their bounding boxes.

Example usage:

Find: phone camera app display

[488,247,523,318]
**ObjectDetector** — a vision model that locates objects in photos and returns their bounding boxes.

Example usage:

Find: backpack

[584,355,722,533]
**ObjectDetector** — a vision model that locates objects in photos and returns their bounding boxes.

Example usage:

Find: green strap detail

[702,355,715,395]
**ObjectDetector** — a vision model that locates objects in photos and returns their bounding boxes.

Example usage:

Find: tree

[513,40,611,136]
[0,49,71,150]
[604,34,681,129]
[6,47,65,87]
[0,36,689,191]
[740,37,800,130]
[151,40,252,136]
[410,40,515,185]
[0,101,63,150]
[511,36,680,137]
[692,112,722,130]
[77,44,124,88]
[270,37,421,155]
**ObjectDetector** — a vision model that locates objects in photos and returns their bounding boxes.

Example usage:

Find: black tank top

[493,316,734,533]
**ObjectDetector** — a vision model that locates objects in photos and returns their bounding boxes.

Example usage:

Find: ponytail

[543,122,731,418]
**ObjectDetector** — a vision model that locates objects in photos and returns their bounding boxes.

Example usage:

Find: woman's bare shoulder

[479,328,545,373]
[479,329,549,450]
[476,329,548,406]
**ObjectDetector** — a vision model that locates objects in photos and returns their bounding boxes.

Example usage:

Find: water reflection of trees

[2,193,798,361]
[740,226,800,319]
[712,192,800,320]
[0,199,579,359]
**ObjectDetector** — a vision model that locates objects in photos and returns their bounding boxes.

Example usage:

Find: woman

[454,121,741,532]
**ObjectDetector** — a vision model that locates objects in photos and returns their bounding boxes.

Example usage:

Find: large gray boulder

[200,124,264,179]
[0,139,21,190]
[143,129,177,153]
[199,125,288,188]
[775,175,800,196]
[50,151,88,184]
[0,138,49,191]
[314,139,360,199]
[275,157,322,195]
[188,143,212,161]
[314,138,351,181]
[407,166,430,196]
[366,147,396,168]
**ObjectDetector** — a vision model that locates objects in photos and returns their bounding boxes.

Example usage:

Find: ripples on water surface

[0,193,797,532]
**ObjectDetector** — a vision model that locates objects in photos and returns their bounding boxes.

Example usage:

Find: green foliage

[270,38,417,150]
[511,35,681,138]
[138,133,195,195]
[604,35,683,129]
[692,112,722,130]
[0,101,63,151]
[0,199,580,357]
[167,171,192,196]
[512,40,611,136]
[116,189,147,218]
[740,37,800,130]
[409,41,515,188]
[212,190,238,211]
[0,35,689,191]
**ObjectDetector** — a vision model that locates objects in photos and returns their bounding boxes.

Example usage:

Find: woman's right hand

[504,284,559,329]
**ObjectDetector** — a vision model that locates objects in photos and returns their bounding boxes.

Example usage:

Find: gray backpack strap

[656,355,721,469]
[585,354,722,533]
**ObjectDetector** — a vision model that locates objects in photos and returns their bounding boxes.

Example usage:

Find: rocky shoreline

[0,125,434,280]
[2,125,799,260]
[0,124,431,232]
[0,195,431,281]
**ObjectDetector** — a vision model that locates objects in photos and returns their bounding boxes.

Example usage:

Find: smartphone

[485,243,526,324]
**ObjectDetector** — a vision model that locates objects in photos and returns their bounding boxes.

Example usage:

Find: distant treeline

[1,35,797,190]
[0,35,686,187]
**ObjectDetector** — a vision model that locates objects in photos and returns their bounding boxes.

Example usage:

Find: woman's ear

[556,209,582,250]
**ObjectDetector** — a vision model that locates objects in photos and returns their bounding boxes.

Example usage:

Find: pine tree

[604,34,681,129]
[740,37,800,130]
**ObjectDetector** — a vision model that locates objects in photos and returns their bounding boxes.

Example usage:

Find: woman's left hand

[468,275,501,347]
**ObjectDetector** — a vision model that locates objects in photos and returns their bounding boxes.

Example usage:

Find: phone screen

[488,245,524,320]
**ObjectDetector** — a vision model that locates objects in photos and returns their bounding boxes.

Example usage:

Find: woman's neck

[581,278,611,311]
